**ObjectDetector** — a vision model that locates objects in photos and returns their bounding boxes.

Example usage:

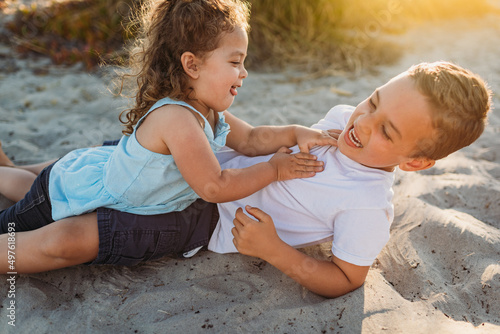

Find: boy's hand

[296,127,341,153]
[232,206,283,260]
[232,205,370,298]
[268,147,324,181]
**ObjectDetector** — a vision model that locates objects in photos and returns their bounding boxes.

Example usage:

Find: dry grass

[2,0,496,72]
[247,0,496,74]
[5,0,141,69]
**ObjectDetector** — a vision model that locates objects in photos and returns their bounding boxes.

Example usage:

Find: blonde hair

[408,61,492,160]
[119,0,250,135]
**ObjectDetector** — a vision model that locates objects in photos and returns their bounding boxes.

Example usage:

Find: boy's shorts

[90,199,219,266]
[89,140,220,266]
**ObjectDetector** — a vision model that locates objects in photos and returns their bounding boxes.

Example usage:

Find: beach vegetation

[5,0,141,69]
[3,0,496,72]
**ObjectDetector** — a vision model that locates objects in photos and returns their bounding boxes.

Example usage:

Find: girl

[0,0,335,233]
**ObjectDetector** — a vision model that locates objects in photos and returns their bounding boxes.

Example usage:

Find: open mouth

[348,126,363,148]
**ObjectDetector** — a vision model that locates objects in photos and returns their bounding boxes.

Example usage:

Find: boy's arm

[223,111,339,155]
[232,206,370,298]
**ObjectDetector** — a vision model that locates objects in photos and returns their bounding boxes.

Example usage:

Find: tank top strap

[135,97,210,132]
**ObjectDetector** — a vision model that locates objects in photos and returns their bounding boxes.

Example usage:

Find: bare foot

[0,141,15,167]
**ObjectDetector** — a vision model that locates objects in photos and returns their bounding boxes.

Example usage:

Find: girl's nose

[240,65,248,79]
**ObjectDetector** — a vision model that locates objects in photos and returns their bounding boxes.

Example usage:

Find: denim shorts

[0,163,55,233]
[0,139,219,266]
[90,199,218,266]
[90,139,220,265]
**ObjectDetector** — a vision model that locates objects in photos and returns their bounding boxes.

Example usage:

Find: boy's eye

[369,98,376,110]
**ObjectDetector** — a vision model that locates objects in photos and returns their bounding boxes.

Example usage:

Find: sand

[0,2,499,333]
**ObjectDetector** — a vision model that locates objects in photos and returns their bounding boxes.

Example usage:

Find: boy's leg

[0,213,99,274]
[0,199,216,273]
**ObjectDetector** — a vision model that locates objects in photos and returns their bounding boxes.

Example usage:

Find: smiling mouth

[348,126,363,148]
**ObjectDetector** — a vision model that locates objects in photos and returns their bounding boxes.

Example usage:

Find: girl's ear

[181,52,201,79]
[399,158,435,172]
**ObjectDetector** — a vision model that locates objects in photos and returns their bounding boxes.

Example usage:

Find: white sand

[0,3,499,333]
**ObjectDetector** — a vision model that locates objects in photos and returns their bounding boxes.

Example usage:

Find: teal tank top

[49,97,230,220]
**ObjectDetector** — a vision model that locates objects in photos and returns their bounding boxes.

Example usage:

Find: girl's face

[189,26,248,115]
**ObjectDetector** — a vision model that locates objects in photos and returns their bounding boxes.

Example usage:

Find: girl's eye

[231,61,241,65]
[381,125,391,141]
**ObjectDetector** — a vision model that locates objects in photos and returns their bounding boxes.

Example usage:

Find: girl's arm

[223,111,339,156]
[138,106,324,203]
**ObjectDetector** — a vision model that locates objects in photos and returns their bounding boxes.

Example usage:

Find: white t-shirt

[208,105,395,266]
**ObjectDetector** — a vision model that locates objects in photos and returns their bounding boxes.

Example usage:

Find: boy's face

[337,73,436,172]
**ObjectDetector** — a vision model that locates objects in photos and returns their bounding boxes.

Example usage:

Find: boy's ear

[181,52,201,79]
[399,158,435,172]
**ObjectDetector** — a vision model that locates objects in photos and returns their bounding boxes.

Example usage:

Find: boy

[0,61,491,298]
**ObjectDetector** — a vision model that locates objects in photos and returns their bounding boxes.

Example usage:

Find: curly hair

[119,0,250,135]
[408,61,492,160]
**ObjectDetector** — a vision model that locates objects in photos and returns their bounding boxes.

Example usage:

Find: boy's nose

[356,112,372,134]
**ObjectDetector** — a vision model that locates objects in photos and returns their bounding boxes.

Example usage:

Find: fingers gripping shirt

[209,105,395,266]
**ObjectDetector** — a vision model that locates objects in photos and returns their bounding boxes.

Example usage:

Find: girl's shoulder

[149,97,198,115]
[142,103,205,130]
[135,102,207,155]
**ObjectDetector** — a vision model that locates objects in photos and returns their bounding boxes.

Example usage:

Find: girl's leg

[0,162,54,233]
[0,140,57,175]
[0,141,14,167]
[14,159,58,175]
[0,212,99,274]
[0,141,57,202]
[0,166,37,202]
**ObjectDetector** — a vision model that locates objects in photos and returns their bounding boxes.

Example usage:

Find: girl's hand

[232,206,283,260]
[296,127,341,153]
[268,147,324,181]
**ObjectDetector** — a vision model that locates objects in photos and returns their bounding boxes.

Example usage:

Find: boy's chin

[337,145,396,172]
